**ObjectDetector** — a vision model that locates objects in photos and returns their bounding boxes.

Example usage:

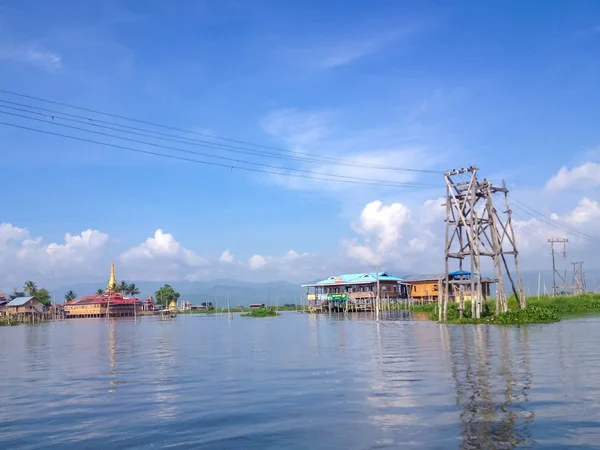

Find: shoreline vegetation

[240,307,279,318]
[180,306,306,314]
[406,293,600,325]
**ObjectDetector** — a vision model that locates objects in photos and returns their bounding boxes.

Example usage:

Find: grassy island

[241,308,279,318]
[408,293,600,325]
[180,305,306,315]
[0,320,17,327]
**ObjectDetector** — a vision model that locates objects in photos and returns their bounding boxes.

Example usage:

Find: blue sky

[0,0,599,287]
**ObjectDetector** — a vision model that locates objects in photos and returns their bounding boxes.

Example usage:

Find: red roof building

[63,263,142,318]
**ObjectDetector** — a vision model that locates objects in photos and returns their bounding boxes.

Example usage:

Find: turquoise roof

[313,272,402,285]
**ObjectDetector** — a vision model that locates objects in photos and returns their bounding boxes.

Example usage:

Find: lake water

[1,312,600,449]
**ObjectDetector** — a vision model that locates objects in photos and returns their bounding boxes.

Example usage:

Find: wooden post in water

[375,267,380,322]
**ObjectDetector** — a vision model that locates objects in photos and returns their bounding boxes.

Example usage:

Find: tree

[24,280,38,297]
[117,280,128,294]
[96,289,105,295]
[10,290,26,300]
[65,291,77,302]
[155,284,180,307]
[35,288,52,306]
[126,283,140,297]
[109,282,117,293]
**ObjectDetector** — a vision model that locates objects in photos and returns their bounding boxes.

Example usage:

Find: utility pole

[548,238,569,296]
[443,166,525,320]
[572,261,586,295]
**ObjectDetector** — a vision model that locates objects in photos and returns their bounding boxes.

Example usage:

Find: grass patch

[241,308,279,318]
[0,320,17,326]
[426,293,600,325]
[180,306,307,314]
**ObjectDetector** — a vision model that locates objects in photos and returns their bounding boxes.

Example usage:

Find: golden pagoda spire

[107,261,116,292]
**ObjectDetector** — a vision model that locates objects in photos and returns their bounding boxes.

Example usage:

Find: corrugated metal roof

[449,270,471,276]
[308,272,402,286]
[402,274,445,282]
[7,296,36,307]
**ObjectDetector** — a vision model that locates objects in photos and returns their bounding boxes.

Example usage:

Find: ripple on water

[1,313,600,448]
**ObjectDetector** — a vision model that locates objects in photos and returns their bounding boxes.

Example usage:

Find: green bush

[430,294,600,325]
[241,308,279,318]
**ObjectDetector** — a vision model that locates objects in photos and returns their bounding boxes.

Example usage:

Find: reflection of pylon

[442,166,525,320]
[572,262,586,295]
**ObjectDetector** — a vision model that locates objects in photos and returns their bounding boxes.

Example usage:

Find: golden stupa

[107,261,116,292]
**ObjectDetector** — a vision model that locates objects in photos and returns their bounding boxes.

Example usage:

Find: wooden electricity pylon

[548,238,569,296]
[442,166,525,320]
[572,261,586,295]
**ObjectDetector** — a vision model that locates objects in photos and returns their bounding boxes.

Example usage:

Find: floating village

[0,257,495,324]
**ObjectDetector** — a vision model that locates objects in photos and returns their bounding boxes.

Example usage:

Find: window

[381,285,387,291]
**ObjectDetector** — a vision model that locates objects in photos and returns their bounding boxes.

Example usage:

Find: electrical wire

[506,194,600,244]
[0,109,442,188]
[0,89,444,174]
[0,120,446,189]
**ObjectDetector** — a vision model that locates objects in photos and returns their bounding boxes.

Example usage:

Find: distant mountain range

[46,268,600,306]
[50,279,306,306]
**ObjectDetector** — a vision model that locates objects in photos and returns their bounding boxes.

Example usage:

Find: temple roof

[69,292,142,305]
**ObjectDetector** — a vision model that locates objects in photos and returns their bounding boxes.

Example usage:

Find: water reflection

[449,326,535,449]
[3,314,600,448]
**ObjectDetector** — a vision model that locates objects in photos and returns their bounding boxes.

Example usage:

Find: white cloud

[0,224,322,289]
[343,198,445,271]
[120,229,207,280]
[0,224,111,288]
[286,28,417,70]
[248,254,268,270]
[219,249,234,263]
[546,162,600,190]
[260,108,330,150]
[0,42,62,70]
[259,107,444,202]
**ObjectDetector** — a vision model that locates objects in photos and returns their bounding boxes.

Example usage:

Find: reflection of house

[302,272,407,312]
[5,296,44,320]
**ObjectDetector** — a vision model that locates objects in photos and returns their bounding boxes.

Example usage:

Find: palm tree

[126,283,140,297]
[96,288,105,295]
[117,280,128,294]
[24,280,38,297]
[10,290,26,300]
[65,290,77,302]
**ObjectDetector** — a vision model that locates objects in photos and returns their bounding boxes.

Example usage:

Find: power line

[0,120,444,189]
[0,109,442,188]
[508,194,600,244]
[0,89,443,174]
[0,99,442,174]
[0,99,372,170]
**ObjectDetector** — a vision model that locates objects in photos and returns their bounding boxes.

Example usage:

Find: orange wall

[64,304,107,316]
[408,281,439,298]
